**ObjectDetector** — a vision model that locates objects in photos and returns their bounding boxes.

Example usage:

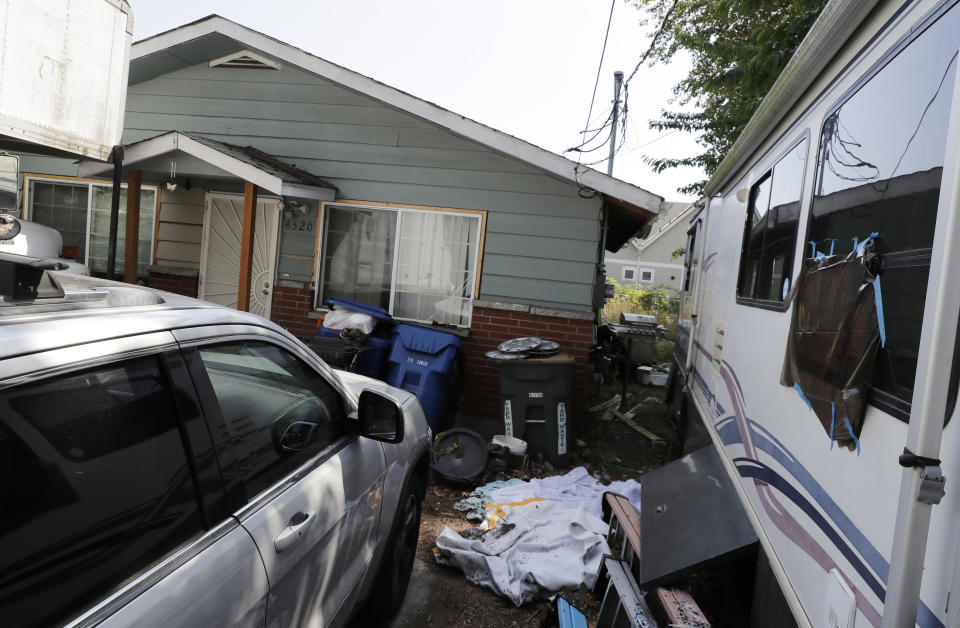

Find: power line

[577,0,618,170]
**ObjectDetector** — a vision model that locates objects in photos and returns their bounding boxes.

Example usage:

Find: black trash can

[496,353,574,467]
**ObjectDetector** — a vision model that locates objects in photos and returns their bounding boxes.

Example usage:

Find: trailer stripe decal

[735,459,885,599]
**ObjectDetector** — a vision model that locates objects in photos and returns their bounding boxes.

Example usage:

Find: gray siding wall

[123,59,601,311]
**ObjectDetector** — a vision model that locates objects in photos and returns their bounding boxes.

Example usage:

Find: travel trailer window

[318,202,483,327]
[737,139,807,305]
[808,6,959,416]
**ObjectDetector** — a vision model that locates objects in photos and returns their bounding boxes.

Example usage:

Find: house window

[26,176,158,279]
[622,267,636,281]
[639,269,654,283]
[318,202,483,327]
[737,138,807,303]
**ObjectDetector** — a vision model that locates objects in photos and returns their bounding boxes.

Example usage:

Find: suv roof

[0,263,287,362]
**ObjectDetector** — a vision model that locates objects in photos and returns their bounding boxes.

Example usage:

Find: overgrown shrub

[603,279,679,337]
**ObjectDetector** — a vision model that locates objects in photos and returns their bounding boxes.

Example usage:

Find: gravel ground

[355,378,680,628]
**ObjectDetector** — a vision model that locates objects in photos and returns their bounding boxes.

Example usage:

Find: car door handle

[274,511,315,553]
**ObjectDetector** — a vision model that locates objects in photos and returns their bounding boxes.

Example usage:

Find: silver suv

[0,253,431,628]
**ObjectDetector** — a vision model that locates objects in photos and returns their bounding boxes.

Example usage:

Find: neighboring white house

[605,201,693,292]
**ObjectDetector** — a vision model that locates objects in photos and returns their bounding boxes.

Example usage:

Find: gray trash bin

[496,353,574,467]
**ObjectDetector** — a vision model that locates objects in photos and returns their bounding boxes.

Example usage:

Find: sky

[131,0,703,202]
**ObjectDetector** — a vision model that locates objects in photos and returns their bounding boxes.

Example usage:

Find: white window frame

[315,200,485,328]
[639,268,655,283]
[622,267,636,281]
[22,174,158,274]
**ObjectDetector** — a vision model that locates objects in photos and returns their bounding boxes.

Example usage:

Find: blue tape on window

[873,276,886,348]
[827,238,837,256]
[856,231,880,254]
[844,417,862,456]
[852,236,859,250]
[808,240,818,257]
[829,402,835,450]
[794,383,813,412]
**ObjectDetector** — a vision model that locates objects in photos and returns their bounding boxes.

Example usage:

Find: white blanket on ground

[434,499,611,606]
[489,466,642,520]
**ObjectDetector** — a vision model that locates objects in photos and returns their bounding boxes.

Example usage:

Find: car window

[0,356,203,628]
[195,341,348,499]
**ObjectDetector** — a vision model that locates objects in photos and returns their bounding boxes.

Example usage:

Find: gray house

[605,201,693,293]
[15,16,664,419]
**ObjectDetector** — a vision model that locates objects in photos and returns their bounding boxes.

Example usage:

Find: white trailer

[0,0,133,271]
[674,0,960,625]
[0,0,133,160]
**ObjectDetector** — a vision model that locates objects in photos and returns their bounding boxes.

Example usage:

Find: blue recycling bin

[386,323,462,431]
[314,297,395,379]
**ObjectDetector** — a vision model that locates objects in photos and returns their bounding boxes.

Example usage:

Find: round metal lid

[486,350,526,360]
[498,336,542,353]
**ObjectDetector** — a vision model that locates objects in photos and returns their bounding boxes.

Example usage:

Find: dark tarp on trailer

[780,240,883,451]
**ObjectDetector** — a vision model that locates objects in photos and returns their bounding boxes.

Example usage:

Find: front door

[199,193,281,318]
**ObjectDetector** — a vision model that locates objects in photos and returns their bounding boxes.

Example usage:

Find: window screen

[88,186,157,278]
[623,268,635,280]
[29,181,88,260]
[29,179,157,278]
[196,342,347,499]
[321,205,396,311]
[320,204,482,327]
[0,356,201,627]
[738,138,808,302]
[809,6,959,409]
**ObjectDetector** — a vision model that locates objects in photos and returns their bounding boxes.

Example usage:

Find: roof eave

[131,16,663,213]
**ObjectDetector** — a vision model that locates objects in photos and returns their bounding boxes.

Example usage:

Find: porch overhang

[78,131,337,201]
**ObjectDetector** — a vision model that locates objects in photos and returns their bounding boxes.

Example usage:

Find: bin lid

[326,297,394,322]
[620,313,658,326]
[394,323,462,353]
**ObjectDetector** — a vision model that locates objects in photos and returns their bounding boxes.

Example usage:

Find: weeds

[603,279,679,337]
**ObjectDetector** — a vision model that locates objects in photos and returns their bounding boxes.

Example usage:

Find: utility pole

[608,71,624,176]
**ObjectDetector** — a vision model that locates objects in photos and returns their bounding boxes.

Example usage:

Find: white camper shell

[674,0,960,626]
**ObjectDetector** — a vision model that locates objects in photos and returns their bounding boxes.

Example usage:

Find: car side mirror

[358,390,404,444]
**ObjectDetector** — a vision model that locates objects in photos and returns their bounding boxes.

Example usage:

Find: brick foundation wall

[146,267,198,297]
[459,303,593,423]
[270,281,318,340]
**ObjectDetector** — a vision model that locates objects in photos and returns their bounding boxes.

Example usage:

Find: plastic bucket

[492,434,527,455]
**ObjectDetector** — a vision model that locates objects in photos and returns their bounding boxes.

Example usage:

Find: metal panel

[639,446,757,588]
[0,0,132,159]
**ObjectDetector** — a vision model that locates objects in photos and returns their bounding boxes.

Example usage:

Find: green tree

[630,0,828,194]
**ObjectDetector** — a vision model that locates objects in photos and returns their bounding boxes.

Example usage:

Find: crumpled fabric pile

[434,467,642,606]
[489,466,641,521]
[453,478,526,523]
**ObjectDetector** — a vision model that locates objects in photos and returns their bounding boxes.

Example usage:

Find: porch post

[123,170,141,284]
[237,180,257,311]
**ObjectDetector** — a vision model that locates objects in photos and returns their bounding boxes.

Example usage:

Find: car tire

[361,476,424,621]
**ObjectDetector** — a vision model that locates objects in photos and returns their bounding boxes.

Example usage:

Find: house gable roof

[130,15,663,216]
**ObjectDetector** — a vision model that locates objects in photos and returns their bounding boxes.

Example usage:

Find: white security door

[200,193,281,318]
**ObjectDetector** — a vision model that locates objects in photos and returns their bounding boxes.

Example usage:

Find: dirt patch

[362,378,685,628]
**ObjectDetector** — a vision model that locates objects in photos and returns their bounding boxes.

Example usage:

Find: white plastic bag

[322,308,376,334]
